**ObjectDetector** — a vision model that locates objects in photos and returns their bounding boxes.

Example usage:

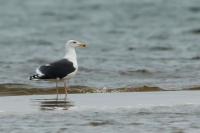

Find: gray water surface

[0,0,200,89]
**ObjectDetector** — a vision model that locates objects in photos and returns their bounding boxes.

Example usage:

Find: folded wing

[36,59,76,79]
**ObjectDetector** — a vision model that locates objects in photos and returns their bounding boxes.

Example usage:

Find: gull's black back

[39,59,76,79]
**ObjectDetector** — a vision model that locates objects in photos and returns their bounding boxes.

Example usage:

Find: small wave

[89,120,114,126]
[115,86,162,92]
[149,46,173,51]
[79,67,94,73]
[188,6,200,13]
[41,11,56,16]
[26,39,54,46]
[127,46,173,51]
[188,28,200,34]
[119,69,153,76]
[68,104,200,115]
[41,11,81,20]
[27,58,50,64]
[79,67,103,73]
[106,29,124,35]
[191,56,200,60]
[148,34,170,40]
[127,47,136,51]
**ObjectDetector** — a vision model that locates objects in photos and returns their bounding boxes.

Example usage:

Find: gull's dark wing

[37,59,76,79]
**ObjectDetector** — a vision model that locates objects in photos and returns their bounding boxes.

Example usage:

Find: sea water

[0,0,200,90]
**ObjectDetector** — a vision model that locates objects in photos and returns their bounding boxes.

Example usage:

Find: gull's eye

[73,41,76,44]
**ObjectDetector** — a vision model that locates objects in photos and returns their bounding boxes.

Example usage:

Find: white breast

[65,67,78,79]
[64,56,78,79]
[63,45,78,80]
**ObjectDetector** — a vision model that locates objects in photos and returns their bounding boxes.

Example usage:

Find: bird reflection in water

[33,98,74,111]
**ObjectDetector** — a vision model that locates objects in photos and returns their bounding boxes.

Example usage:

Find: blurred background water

[0,0,200,89]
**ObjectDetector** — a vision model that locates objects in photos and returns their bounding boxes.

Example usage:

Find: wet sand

[1,83,200,96]
[1,83,200,113]
[0,90,200,113]
[1,90,200,132]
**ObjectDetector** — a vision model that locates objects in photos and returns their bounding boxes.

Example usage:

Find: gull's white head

[64,40,87,63]
[66,40,87,48]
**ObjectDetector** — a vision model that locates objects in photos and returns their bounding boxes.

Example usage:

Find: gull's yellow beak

[78,43,87,48]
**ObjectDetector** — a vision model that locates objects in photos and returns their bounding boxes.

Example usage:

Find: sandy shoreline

[1,83,200,96]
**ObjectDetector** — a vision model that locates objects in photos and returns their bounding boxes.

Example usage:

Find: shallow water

[1,0,200,90]
[1,91,200,133]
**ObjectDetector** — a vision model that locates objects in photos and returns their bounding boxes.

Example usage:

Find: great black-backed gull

[30,40,87,99]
